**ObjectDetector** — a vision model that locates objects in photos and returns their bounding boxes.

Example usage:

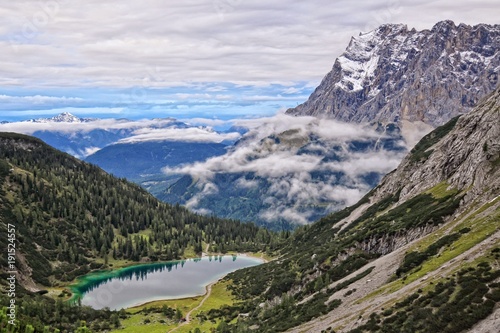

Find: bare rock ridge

[338,86,499,258]
[374,85,500,207]
[286,21,500,128]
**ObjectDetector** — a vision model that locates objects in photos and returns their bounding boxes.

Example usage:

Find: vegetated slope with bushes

[0,132,280,288]
[202,86,500,332]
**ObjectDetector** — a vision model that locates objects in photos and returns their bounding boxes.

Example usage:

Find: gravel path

[168,281,214,333]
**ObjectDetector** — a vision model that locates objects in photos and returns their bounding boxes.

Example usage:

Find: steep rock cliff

[374,86,500,207]
[287,21,500,128]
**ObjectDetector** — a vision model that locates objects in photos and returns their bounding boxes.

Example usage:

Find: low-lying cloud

[0,117,174,135]
[0,117,241,143]
[164,113,406,225]
[0,116,242,158]
[118,127,240,144]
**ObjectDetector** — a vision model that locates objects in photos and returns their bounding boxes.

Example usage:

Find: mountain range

[219,79,500,333]
[0,132,277,285]
[3,21,498,230]
[2,80,498,333]
[23,112,97,123]
[0,130,284,331]
[1,112,238,156]
[85,140,229,193]
[0,114,238,195]
[0,19,499,333]
[160,117,406,229]
[0,113,180,158]
[1,21,498,231]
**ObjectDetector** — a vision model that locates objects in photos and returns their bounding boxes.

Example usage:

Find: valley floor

[70,251,272,333]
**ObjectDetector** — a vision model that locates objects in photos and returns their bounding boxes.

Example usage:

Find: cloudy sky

[1,0,498,121]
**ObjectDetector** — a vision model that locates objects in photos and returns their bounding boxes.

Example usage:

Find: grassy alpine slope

[199,86,500,332]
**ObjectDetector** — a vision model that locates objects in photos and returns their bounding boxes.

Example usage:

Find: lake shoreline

[127,275,223,311]
[120,253,268,310]
[71,254,265,310]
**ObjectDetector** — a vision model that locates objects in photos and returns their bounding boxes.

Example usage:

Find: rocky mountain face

[286,21,500,129]
[160,21,500,228]
[222,85,500,332]
[374,86,500,207]
[284,84,500,333]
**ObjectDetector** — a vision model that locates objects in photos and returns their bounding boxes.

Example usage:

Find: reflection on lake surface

[75,255,262,310]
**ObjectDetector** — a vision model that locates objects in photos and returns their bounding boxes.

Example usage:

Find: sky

[1,0,499,121]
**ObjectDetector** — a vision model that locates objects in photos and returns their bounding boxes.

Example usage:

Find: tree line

[0,133,282,286]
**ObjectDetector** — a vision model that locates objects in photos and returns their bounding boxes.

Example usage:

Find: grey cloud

[2,0,497,88]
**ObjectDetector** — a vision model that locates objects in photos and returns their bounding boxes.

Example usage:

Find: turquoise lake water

[78,255,263,310]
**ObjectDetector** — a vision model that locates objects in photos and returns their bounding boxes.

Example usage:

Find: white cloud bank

[0,118,173,135]
[118,127,240,144]
[0,116,241,144]
[0,94,83,104]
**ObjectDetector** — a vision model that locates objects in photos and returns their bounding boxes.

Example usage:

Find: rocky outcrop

[287,21,500,128]
[374,85,500,208]
[357,224,439,255]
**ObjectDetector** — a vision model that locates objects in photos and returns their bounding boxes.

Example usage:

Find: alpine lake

[70,255,263,310]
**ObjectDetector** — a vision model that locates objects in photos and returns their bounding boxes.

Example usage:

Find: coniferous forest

[0,132,283,332]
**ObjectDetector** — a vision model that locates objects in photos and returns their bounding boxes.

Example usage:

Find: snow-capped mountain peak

[287,21,500,128]
[50,112,83,123]
[24,112,96,123]
[334,23,411,92]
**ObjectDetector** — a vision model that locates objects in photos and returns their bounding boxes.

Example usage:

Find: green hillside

[185,87,500,332]
[0,132,281,332]
[1,85,499,333]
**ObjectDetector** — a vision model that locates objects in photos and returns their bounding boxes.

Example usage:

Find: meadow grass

[110,280,235,333]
